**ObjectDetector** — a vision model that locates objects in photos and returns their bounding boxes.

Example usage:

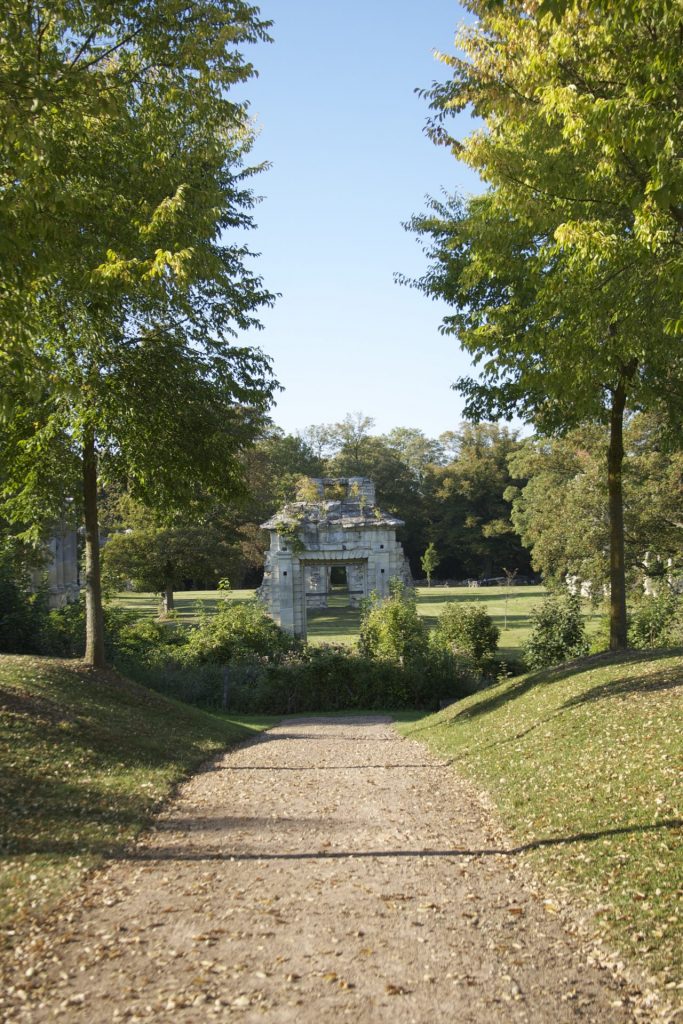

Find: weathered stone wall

[258,478,412,638]
[30,525,80,609]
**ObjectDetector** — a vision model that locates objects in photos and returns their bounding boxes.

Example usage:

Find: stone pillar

[292,558,307,638]
[346,562,367,608]
[275,552,295,634]
[305,564,329,609]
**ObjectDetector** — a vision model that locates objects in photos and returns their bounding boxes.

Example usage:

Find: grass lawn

[112,584,604,658]
[306,589,361,646]
[110,588,254,624]
[415,584,557,658]
[395,649,683,997]
[0,655,276,933]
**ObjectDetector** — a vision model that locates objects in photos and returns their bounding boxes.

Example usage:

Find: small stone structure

[259,477,412,638]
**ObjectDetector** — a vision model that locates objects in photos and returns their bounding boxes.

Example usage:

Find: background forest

[99,409,682,599]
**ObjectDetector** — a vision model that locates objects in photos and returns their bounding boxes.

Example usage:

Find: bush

[358,581,428,664]
[218,646,479,715]
[524,591,589,670]
[628,589,683,649]
[432,602,499,666]
[0,547,48,654]
[180,599,300,666]
[42,599,86,656]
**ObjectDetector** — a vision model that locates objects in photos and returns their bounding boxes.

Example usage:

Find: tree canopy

[404,0,683,648]
[0,1,272,376]
[0,1,276,665]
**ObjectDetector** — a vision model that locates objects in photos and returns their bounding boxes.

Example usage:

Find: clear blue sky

[236,1,481,439]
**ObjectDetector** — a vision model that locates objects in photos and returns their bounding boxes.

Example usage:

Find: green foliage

[122,644,479,716]
[101,506,240,600]
[0,577,159,662]
[508,415,683,593]
[240,648,477,716]
[432,602,500,667]
[274,519,305,554]
[1,1,277,665]
[423,423,531,580]
[1,1,273,372]
[181,600,300,666]
[420,542,439,585]
[405,0,683,648]
[0,546,47,654]
[41,600,87,658]
[523,592,590,670]
[628,590,683,650]
[100,582,480,713]
[358,581,428,664]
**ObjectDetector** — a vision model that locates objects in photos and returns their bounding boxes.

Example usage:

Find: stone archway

[259,477,412,639]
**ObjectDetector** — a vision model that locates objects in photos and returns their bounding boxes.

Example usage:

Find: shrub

[523,591,589,670]
[358,580,428,664]
[42,599,86,656]
[0,547,48,654]
[628,589,683,649]
[220,646,478,715]
[432,602,499,666]
[180,599,300,666]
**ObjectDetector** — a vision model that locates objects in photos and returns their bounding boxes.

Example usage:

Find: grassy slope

[112,585,604,655]
[0,655,276,933]
[396,650,683,992]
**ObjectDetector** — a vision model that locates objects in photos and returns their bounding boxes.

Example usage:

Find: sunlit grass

[306,589,361,646]
[111,584,604,658]
[110,588,254,624]
[396,650,683,993]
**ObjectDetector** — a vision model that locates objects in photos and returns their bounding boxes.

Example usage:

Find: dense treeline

[98,413,534,596]
[76,408,683,602]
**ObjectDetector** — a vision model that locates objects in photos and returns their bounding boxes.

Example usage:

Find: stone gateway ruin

[259,477,412,638]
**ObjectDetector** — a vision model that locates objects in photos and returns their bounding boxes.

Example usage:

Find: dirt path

[2,717,657,1022]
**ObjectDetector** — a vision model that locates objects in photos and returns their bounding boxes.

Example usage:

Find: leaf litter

[0,716,677,1022]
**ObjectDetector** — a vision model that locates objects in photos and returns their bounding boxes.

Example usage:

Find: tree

[420,542,439,587]
[327,413,377,470]
[405,0,683,650]
[384,428,445,484]
[0,1,271,377]
[101,498,240,614]
[422,423,531,580]
[432,602,499,667]
[507,415,683,595]
[0,2,275,667]
[358,580,428,665]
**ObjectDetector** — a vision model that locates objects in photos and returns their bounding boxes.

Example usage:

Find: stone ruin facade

[259,477,412,638]
[30,524,80,608]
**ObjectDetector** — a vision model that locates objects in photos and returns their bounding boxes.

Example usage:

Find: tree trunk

[83,428,106,667]
[607,380,629,651]
[161,583,175,615]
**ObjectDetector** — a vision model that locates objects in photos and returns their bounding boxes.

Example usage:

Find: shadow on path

[211,762,440,772]
[124,818,682,863]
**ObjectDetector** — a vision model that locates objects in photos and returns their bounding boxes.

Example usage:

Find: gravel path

[2,717,654,1022]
